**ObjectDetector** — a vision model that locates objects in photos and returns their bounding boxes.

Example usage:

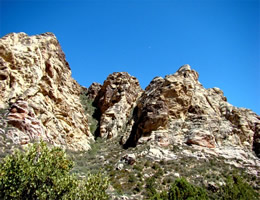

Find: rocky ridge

[0,32,259,199]
[84,63,260,178]
[1,32,259,159]
[124,64,260,154]
[0,32,93,150]
[86,63,259,160]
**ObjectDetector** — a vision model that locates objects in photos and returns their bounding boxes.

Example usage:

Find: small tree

[168,178,208,200]
[0,141,109,200]
[149,177,208,200]
[220,174,259,200]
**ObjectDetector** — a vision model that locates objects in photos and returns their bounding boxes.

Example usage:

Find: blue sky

[0,0,259,114]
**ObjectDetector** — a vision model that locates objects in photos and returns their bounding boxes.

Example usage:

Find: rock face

[5,99,47,145]
[124,65,260,157]
[86,82,102,101]
[1,32,259,160]
[91,72,143,139]
[0,32,93,150]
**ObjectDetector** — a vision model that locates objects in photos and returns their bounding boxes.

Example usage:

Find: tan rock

[124,64,260,158]
[86,82,102,100]
[92,72,143,139]
[0,32,93,150]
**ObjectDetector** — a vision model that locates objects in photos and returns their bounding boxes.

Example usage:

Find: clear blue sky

[0,0,259,114]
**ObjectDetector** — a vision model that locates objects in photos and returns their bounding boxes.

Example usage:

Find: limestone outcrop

[124,65,260,157]
[91,72,143,139]
[1,32,259,160]
[0,32,93,150]
[86,82,102,101]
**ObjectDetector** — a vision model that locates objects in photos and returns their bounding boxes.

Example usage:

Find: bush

[168,178,208,200]
[67,172,109,200]
[220,174,259,200]
[0,141,109,200]
[150,177,208,200]
[146,176,158,197]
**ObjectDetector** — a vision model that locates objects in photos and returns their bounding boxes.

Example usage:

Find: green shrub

[146,176,158,197]
[0,141,109,200]
[168,177,208,200]
[134,181,143,193]
[150,177,208,200]
[220,174,259,200]
[67,172,109,200]
[150,191,168,200]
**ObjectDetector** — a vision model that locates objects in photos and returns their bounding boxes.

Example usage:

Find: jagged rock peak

[172,64,199,82]
[124,65,260,158]
[86,82,102,101]
[0,32,93,150]
[177,64,191,71]
[90,71,143,139]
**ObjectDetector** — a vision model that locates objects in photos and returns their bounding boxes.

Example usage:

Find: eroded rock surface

[0,32,93,150]
[91,72,143,139]
[124,65,260,158]
[86,82,102,101]
[4,99,47,145]
[1,32,259,163]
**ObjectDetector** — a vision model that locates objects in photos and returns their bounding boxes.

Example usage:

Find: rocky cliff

[122,65,260,158]
[85,63,259,159]
[0,32,259,159]
[0,32,93,150]
[88,72,143,139]
[1,32,259,199]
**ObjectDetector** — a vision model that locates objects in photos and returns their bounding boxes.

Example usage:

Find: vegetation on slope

[80,89,98,134]
[0,141,109,200]
[0,134,258,199]
[67,137,259,200]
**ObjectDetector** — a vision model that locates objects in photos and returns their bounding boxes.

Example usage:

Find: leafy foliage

[0,141,109,200]
[167,178,208,200]
[149,174,259,200]
[150,177,208,200]
[220,174,259,200]
[146,176,158,197]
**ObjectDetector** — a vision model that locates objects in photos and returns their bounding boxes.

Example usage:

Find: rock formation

[89,72,143,139]
[0,32,259,160]
[86,82,102,100]
[124,65,260,158]
[0,32,93,150]
[5,99,47,145]
[1,32,259,200]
